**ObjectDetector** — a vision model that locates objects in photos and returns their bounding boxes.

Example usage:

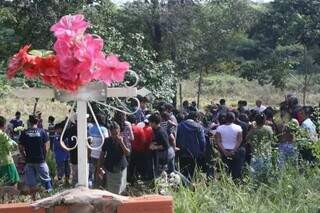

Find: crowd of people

[0,94,319,197]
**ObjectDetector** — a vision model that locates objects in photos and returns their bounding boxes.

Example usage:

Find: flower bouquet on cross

[6,14,130,92]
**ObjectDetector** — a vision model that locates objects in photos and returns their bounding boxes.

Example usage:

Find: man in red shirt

[127,115,149,184]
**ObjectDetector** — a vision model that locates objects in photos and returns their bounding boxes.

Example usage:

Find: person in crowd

[113,111,134,151]
[277,125,297,169]
[0,116,20,187]
[215,112,245,180]
[53,122,70,184]
[218,99,228,114]
[98,122,130,194]
[141,115,154,180]
[8,111,24,142]
[246,113,273,181]
[300,107,318,141]
[35,111,43,129]
[48,116,55,151]
[63,116,78,186]
[127,115,147,184]
[149,113,174,177]
[19,115,52,194]
[164,103,178,125]
[160,112,176,173]
[134,95,149,123]
[264,107,279,134]
[176,112,206,180]
[189,101,198,112]
[255,100,267,113]
[182,100,190,114]
[88,114,108,188]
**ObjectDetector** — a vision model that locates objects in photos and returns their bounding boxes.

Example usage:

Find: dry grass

[0,93,70,128]
[178,74,320,108]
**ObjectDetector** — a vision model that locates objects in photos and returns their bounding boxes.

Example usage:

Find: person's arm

[215,131,230,157]
[117,136,130,156]
[198,127,206,153]
[233,131,243,151]
[98,150,106,169]
[169,133,176,148]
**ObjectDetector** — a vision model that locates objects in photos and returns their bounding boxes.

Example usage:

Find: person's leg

[231,147,246,180]
[36,163,52,192]
[56,161,64,181]
[179,156,195,180]
[71,164,78,185]
[24,164,38,195]
[64,161,71,183]
[127,151,137,184]
[119,168,127,195]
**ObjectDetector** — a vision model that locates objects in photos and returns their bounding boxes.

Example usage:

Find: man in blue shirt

[19,115,52,194]
[176,112,206,180]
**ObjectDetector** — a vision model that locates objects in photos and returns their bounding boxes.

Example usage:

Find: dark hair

[264,108,273,120]
[239,113,249,123]
[182,100,189,107]
[127,114,137,124]
[0,116,6,128]
[161,111,171,121]
[164,103,174,112]
[109,121,120,130]
[220,99,226,105]
[29,115,38,126]
[255,113,265,126]
[148,113,161,125]
[176,113,185,123]
[187,111,199,121]
[15,111,21,117]
[226,112,235,123]
[54,122,65,130]
[48,116,55,123]
[95,113,105,125]
[113,111,126,132]
[218,113,227,125]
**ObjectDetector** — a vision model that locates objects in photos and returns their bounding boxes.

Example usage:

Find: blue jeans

[250,156,272,180]
[56,160,70,180]
[24,163,52,191]
[277,143,297,169]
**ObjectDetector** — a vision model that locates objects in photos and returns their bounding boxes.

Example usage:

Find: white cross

[14,81,147,187]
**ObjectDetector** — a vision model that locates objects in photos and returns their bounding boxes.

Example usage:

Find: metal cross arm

[13,80,147,187]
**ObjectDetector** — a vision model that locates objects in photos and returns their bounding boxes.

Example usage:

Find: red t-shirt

[143,125,153,152]
[131,124,146,152]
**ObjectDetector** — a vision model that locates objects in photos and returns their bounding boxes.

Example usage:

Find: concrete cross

[14,81,146,187]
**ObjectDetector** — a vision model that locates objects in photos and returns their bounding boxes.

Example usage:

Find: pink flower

[50,14,89,38]
[95,55,130,84]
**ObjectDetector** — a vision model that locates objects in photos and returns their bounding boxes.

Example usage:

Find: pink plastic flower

[50,14,89,38]
[95,55,130,84]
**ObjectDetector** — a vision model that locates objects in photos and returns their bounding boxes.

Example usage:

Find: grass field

[179,74,320,108]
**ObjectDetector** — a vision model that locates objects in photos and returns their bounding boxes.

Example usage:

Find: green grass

[172,166,320,213]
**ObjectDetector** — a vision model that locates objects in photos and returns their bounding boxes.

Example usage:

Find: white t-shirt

[216,123,242,150]
[88,124,109,159]
[254,105,267,113]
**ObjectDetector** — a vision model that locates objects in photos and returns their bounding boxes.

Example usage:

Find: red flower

[6,45,31,79]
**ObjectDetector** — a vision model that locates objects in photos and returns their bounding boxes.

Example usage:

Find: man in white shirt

[301,107,318,142]
[215,112,245,179]
[254,100,267,113]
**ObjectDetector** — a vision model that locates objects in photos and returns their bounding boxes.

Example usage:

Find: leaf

[28,49,54,57]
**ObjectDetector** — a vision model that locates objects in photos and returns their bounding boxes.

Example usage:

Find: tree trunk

[179,83,182,110]
[197,67,203,109]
